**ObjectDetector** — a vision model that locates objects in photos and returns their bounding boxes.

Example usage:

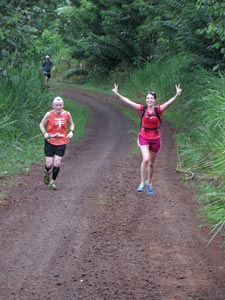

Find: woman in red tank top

[112,83,182,195]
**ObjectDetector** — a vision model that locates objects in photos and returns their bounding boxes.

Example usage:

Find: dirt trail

[0,86,224,300]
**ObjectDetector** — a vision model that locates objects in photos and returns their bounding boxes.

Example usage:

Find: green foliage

[0,64,49,140]
[64,68,88,84]
[196,0,225,70]
[0,1,58,69]
[0,62,48,175]
[2,0,225,78]
[52,0,225,76]
[170,71,225,178]
[58,0,165,76]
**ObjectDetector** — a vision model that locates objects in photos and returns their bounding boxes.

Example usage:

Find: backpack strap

[154,106,161,124]
[140,105,148,129]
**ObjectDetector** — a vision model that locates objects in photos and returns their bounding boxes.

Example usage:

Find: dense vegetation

[0,0,224,241]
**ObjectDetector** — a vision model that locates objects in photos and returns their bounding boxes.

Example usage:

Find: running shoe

[145,181,154,195]
[48,182,57,190]
[44,172,50,185]
[137,183,145,192]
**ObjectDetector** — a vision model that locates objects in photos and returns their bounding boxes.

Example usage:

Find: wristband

[44,132,50,139]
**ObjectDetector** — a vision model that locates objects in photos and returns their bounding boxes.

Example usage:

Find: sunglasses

[146,91,157,98]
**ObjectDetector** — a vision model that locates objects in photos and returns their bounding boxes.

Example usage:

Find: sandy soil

[0,86,224,300]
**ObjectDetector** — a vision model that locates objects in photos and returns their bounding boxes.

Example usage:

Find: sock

[52,166,60,180]
[45,166,51,173]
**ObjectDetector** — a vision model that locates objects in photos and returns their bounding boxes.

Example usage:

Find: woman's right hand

[44,132,49,139]
[175,84,182,96]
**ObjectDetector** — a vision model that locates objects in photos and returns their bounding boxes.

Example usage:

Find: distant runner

[112,83,182,195]
[39,97,75,190]
[42,55,55,88]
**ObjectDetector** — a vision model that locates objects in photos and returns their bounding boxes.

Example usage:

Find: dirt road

[0,86,224,300]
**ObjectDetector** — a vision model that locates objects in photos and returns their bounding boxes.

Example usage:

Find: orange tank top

[47,110,70,145]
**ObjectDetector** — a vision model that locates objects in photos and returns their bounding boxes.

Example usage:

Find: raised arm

[160,84,182,112]
[112,83,140,110]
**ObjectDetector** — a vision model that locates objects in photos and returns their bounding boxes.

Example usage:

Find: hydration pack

[140,105,161,130]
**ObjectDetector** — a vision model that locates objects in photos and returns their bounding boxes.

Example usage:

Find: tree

[0,1,59,71]
[196,0,225,70]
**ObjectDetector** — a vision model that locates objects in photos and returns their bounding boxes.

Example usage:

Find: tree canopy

[0,0,225,76]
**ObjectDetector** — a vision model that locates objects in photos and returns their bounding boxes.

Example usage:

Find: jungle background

[0,0,225,244]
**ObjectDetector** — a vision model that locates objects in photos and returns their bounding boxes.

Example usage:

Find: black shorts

[44,72,51,79]
[45,140,66,157]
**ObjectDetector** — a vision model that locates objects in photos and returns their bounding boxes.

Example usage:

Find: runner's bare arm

[39,112,50,135]
[112,83,140,110]
[68,112,75,132]
[67,112,75,139]
[160,84,182,112]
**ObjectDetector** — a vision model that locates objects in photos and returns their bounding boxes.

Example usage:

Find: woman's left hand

[112,83,119,95]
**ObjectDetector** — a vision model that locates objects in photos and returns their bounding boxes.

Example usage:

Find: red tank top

[139,105,162,139]
[47,110,70,145]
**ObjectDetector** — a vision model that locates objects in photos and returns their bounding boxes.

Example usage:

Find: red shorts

[137,134,161,153]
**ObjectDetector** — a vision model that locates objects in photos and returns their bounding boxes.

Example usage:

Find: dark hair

[146,91,157,99]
